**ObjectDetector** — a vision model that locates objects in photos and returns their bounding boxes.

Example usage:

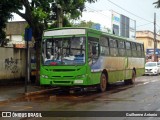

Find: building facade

[136,30,160,61]
[3,21,36,83]
[5,21,35,48]
[5,21,28,47]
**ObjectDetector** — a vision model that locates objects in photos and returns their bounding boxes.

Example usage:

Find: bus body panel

[40,27,145,88]
[40,65,90,86]
[125,57,145,79]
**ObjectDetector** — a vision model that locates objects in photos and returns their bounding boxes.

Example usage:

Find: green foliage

[74,20,96,28]
[154,0,160,8]
[0,0,97,41]
[48,16,72,29]
[32,7,48,21]
[0,0,97,81]
[0,1,14,44]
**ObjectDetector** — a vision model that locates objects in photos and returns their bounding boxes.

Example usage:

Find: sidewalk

[0,84,55,102]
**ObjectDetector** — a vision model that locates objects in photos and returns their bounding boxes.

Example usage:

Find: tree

[73,20,96,27]
[0,0,97,83]
[154,0,160,7]
[73,20,112,33]
[0,2,14,46]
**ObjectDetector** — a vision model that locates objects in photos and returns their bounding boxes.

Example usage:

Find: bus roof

[43,27,143,44]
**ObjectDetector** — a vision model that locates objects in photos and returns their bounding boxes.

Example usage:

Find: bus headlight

[76,74,86,78]
[41,75,49,78]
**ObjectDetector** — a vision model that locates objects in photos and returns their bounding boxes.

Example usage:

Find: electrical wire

[85,6,153,31]
[107,0,153,23]
[107,0,160,31]
[85,1,160,32]
[137,23,153,28]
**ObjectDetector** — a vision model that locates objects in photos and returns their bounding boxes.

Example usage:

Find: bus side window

[140,44,144,57]
[88,37,99,65]
[131,42,137,57]
[125,41,131,57]
[137,43,141,57]
[100,36,109,56]
[92,46,97,55]
[109,39,118,56]
[118,41,125,56]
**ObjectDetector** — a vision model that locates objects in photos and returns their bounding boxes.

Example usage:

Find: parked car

[145,62,160,75]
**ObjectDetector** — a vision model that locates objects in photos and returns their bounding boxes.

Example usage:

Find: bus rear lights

[41,75,49,78]
[74,80,83,84]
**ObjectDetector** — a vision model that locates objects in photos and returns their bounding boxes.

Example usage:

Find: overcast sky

[81,0,160,32]
[12,0,160,32]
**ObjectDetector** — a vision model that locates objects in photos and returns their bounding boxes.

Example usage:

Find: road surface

[0,76,160,120]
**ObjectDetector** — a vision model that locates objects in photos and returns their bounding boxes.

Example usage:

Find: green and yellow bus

[40,27,145,92]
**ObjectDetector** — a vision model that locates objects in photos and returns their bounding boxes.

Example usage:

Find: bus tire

[124,69,136,85]
[97,73,107,92]
[130,69,136,84]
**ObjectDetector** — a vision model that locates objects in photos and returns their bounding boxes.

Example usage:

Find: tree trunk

[32,25,43,85]
[35,40,41,85]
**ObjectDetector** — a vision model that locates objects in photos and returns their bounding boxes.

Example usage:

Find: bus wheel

[124,70,136,85]
[131,70,136,84]
[97,73,107,92]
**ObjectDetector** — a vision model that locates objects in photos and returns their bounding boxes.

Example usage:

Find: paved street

[0,75,160,120]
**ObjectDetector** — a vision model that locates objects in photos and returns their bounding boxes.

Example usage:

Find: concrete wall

[10,35,23,42]
[6,21,27,35]
[0,47,26,81]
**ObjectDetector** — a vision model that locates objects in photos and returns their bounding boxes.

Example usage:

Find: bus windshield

[42,37,86,66]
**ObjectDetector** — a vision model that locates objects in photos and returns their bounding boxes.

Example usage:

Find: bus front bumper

[40,75,88,86]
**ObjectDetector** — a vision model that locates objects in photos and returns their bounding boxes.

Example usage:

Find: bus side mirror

[92,46,97,55]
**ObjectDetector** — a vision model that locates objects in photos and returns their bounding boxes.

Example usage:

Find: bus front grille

[45,69,80,72]
[52,76,74,78]
[53,81,72,84]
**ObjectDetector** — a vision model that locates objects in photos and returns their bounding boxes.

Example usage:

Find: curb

[25,88,59,96]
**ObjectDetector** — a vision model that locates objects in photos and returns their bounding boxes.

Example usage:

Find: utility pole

[57,4,63,27]
[154,13,157,62]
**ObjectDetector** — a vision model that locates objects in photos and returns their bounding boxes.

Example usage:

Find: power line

[85,4,160,32]
[106,0,160,31]
[85,7,137,31]
[85,6,131,31]
[137,22,153,28]
[156,24,160,30]
[86,0,160,29]
[86,6,110,17]
[107,0,153,23]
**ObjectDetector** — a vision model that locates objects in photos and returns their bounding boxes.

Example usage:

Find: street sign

[24,27,32,93]
[146,48,160,55]
[25,28,32,41]
[92,24,101,30]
